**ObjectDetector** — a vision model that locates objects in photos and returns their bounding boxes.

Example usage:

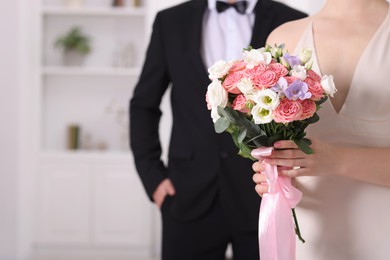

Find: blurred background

[0,0,324,259]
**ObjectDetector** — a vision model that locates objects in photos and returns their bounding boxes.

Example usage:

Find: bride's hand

[252,161,293,196]
[252,139,340,197]
[263,139,340,177]
[252,162,269,196]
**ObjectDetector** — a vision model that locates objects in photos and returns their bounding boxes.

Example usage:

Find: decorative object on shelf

[67,124,80,150]
[96,141,108,150]
[81,132,93,150]
[63,0,85,8]
[133,0,142,7]
[113,42,135,68]
[105,98,129,150]
[112,0,126,7]
[54,27,91,66]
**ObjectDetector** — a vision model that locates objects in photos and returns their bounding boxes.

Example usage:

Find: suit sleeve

[129,13,170,201]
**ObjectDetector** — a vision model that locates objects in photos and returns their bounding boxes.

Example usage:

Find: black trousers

[161,195,259,260]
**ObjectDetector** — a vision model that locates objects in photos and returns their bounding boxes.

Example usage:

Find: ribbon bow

[252,147,303,260]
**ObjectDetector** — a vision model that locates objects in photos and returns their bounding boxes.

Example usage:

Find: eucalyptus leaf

[238,128,247,143]
[238,143,256,161]
[248,135,270,147]
[220,106,240,124]
[214,117,230,133]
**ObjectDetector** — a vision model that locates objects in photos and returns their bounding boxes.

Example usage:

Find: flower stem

[292,208,305,243]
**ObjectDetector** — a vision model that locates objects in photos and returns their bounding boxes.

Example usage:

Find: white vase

[63,0,85,8]
[62,50,86,66]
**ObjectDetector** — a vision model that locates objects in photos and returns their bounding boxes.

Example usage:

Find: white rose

[237,77,255,95]
[290,65,307,80]
[206,80,228,108]
[208,60,231,80]
[299,47,312,64]
[250,89,280,110]
[243,48,272,69]
[321,75,337,97]
[251,104,273,124]
[211,107,220,123]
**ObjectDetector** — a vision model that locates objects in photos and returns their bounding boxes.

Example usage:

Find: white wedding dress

[292,5,390,260]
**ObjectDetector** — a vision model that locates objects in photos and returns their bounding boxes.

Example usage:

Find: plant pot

[63,0,85,8]
[62,50,86,66]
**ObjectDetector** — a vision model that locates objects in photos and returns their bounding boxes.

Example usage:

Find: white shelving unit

[42,66,141,76]
[33,0,156,259]
[42,6,146,16]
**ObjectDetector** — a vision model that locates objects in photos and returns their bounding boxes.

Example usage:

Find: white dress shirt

[202,0,258,68]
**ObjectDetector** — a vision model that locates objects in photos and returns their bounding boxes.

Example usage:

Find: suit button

[219,151,229,159]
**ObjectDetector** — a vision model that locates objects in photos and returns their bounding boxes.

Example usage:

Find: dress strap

[293,21,314,55]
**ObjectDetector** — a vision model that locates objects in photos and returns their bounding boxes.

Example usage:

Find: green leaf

[294,138,313,154]
[238,128,247,144]
[218,106,239,124]
[304,113,320,124]
[316,96,328,106]
[214,117,230,133]
[54,27,91,54]
[238,143,256,161]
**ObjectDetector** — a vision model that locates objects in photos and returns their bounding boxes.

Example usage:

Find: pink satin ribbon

[252,147,303,260]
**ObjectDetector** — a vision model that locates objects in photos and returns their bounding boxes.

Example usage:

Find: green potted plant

[55,27,91,66]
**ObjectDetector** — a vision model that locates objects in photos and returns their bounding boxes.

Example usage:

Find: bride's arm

[259,140,390,187]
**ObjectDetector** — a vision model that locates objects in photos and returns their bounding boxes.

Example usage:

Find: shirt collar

[208,0,258,14]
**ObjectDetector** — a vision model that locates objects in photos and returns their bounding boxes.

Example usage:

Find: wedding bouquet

[205,44,336,260]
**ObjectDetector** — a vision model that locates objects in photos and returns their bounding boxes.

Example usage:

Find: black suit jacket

[130,0,306,230]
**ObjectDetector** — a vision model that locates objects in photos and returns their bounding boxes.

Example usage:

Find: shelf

[41,6,146,16]
[42,66,141,76]
[41,150,131,160]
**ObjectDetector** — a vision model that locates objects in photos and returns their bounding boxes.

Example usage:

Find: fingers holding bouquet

[263,140,312,178]
[252,138,341,194]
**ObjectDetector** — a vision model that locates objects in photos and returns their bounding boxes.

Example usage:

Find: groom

[129,0,306,259]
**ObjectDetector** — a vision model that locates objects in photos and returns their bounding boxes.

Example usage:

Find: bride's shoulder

[266,17,312,52]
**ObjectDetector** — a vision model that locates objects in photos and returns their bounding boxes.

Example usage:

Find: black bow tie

[216,1,248,15]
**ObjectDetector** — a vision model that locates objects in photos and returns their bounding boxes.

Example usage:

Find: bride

[252,0,390,259]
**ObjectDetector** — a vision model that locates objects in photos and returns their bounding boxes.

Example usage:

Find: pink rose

[298,99,317,120]
[273,99,303,123]
[269,63,289,77]
[305,78,325,101]
[252,69,279,90]
[222,71,243,94]
[232,94,250,113]
[244,64,266,79]
[230,61,247,72]
[306,69,321,82]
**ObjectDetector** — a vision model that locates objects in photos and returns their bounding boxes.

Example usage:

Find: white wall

[0,0,32,259]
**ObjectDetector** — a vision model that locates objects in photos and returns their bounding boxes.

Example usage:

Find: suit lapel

[250,0,273,48]
[189,0,209,84]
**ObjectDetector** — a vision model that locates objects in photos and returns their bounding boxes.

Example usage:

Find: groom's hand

[153,178,176,208]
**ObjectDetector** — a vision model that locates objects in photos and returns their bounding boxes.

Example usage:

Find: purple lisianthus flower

[284,79,312,101]
[283,53,301,68]
[272,77,288,93]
